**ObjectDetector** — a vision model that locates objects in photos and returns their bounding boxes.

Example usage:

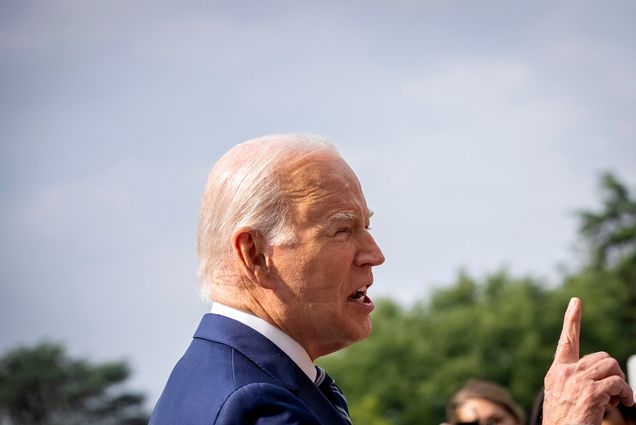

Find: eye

[335,227,351,235]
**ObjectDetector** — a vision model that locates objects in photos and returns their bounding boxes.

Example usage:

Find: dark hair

[618,403,636,423]
[528,387,544,425]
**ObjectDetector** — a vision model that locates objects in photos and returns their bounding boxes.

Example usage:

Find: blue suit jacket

[149,314,349,424]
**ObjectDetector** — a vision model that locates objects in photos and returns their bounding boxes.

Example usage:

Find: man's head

[197,133,385,359]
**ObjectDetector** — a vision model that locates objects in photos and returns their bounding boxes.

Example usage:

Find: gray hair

[197,133,338,300]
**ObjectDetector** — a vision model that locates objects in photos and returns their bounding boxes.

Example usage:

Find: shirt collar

[211,302,317,382]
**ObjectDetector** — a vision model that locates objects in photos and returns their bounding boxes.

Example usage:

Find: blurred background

[1,1,635,423]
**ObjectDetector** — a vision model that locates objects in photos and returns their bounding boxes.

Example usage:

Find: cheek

[281,243,356,302]
[308,245,350,277]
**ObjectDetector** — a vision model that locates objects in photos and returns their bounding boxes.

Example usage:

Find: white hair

[197,133,338,300]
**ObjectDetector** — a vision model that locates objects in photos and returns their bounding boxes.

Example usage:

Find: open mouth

[347,285,372,304]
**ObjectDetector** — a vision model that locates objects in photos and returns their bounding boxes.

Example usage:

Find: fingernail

[568,297,576,311]
[568,297,577,312]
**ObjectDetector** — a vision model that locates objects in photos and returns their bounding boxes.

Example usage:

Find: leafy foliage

[320,173,636,424]
[0,342,148,425]
[575,172,636,358]
[578,172,636,270]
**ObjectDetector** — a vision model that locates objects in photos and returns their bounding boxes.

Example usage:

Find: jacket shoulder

[150,316,313,425]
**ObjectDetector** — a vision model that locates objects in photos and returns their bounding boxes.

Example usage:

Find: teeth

[349,286,366,297]
[348,285,369,303]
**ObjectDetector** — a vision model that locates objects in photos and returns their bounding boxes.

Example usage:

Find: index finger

[553,297,581,364]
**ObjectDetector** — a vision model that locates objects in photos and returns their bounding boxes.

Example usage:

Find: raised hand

[542,297,634,425]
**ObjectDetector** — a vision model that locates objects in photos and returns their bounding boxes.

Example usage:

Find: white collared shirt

[211,302,317,382]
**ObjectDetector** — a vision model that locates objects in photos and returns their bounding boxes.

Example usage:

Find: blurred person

[150,133,633,425]
[446,379,524,425]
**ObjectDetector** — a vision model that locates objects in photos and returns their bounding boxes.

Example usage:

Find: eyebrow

[328,210,374,223]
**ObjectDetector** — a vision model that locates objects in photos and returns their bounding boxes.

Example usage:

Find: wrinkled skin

[543,298,634,425]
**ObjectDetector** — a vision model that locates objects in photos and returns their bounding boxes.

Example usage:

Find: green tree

[578,172,636,270]
[0,342,148,425]
[574,172,636,359]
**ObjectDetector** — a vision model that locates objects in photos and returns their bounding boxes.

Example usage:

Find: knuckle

[606,375,623,387]
[575,360,587,373]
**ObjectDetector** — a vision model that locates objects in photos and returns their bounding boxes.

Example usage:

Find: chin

[350,318,373,342]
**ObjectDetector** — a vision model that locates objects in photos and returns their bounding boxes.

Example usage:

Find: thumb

[553,297,581,364]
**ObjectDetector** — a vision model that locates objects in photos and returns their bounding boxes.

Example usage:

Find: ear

[232,227,274,287]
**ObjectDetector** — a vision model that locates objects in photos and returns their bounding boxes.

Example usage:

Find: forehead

[457,399,512,419]
[280,153,369,221]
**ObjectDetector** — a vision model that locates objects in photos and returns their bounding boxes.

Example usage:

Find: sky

[1,0,635,410]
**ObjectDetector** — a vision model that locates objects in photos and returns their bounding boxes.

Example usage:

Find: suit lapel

[194,314,350,424]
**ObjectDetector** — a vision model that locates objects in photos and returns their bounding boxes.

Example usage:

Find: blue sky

[1,0,635,408]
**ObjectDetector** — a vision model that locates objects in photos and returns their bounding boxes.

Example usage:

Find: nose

[354,231,385,267]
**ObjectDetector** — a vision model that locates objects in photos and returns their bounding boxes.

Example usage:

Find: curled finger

[582,356,625,381]
[596,375,635,407]
[577,351,610,369]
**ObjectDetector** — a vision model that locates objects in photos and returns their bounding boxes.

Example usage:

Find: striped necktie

[314,366,352,425]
